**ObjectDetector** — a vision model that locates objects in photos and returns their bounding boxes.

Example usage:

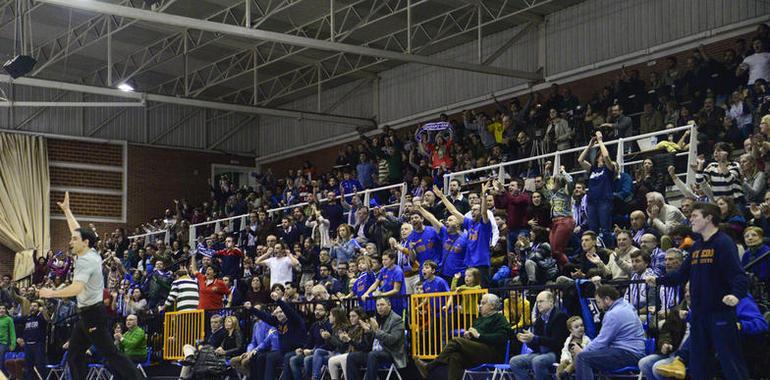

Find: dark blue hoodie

[252,300,307,354]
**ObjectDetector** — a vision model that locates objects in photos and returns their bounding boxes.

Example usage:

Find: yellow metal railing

[409,288,488,359]
[163,309,205,360]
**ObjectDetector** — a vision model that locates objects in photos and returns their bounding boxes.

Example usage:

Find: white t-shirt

[265,256,294,287]
[741,52,770,85]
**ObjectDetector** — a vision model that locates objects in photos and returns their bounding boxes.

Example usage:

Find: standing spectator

[0,304,14,377]
[190,255,229,310]
[492,178,530,250]
[306,205,332,250]
[330,224,364,264]
[573,285,646,380]
[546,108,574,153]
[577,132,616,245]
[345,298,407,380]
[255,243,300,288]
[695,142,744,205]
[509,291,570,380]
[163,266,199,312]
[213,236,244,279]
[361,252,406,317]
[601,105,633,145]
[549,173,574,266]
[639,102,665,134]
[736,38,770,86]
[17,300,48,380]
[739,153,766,203]
[650,202,750,379]
[357,153,376,189]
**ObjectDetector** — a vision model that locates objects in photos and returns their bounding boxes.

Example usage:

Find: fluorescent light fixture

[117,82,134,92]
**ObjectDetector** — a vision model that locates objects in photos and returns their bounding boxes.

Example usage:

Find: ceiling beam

[0,74,375,126]
[37,0,542,80]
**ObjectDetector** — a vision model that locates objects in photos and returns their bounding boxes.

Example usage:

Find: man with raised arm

[39,192,141,380]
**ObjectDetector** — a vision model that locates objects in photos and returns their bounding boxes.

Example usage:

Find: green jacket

[472,311,509,348]
[119,326,147,359]
[0,315,16,350]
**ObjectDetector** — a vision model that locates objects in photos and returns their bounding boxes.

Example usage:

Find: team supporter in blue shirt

[416,260,451,353]
[407,213,442,270]
[350,256,377,312]
[577,131,616,246]
[414,203,467,283]
[439,181,493,285]
[361,251,406,316]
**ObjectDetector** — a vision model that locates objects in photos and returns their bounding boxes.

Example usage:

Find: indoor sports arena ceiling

[0,0,583,113]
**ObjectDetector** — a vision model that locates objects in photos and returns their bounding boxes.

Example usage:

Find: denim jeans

[509,352,557,380]
[311,349,331,379]
[638,353,675,380]
[0,343,8,376]
[586,199,613,244]
[574,347,642,380]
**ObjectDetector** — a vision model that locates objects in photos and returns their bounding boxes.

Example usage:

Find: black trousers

[67,304,141,380]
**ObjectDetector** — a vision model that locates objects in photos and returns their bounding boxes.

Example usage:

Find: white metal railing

[443,124,698,192]
[128,229,170,246]
[188,182,408,247]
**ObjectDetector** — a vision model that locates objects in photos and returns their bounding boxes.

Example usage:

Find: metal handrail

[443,124,697,192]
[188,182,408,246]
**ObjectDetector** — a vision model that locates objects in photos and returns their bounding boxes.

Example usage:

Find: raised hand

[57,192,70,211]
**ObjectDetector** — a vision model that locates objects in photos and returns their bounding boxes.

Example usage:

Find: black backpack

[190,345,228,378]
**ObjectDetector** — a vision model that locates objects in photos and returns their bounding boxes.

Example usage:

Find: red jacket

[494,191,530,229]
[195,272,230,310]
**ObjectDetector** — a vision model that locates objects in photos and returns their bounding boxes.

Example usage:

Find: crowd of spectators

[1,23,770,380]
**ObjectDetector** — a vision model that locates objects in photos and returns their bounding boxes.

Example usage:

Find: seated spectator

[509,291,569,380]
[573,285,645,380]
[250,292,307,380]
[503,290,532,330]
[230,317,273,377]
[114,314,147,362]
[414,293,509,380]
[742,226,770,289]
[555,316,591,380]
[646,192,687,236]
[639,233,667,276]
[345,298,407,380]
[287,303,331,380]
[639,282,690,380]
[623,250,655,312]
[327,308,372,380]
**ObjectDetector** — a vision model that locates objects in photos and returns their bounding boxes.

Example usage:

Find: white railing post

[398,183,407,216]
[616,138,625,172]
[189,225,196,249]
[214,221,221,234]
[686,124,698,186]
[164,230,170,244]
[497,164,505,181]
[443,174,450,195]
[363,189,371,210]
[552,152,561,177]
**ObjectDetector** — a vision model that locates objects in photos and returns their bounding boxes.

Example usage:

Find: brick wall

[46,143,253,251]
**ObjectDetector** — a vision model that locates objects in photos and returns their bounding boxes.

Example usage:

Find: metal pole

[686,124,698,186]
[317,64,322,112]
[244,0,251,27]
[253,48,258,105]
[107,19,112,85]
[406,0,411,53]
[329,0,335,42]
[477,5,482,64]
[183,29,189,96]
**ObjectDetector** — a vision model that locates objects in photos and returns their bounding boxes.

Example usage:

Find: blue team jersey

[463,217,492,267]
[422,277,450,294]
[352,271,376,311]
[407,226,442,269]
[377,265,406,315]
[440,227,468,277]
